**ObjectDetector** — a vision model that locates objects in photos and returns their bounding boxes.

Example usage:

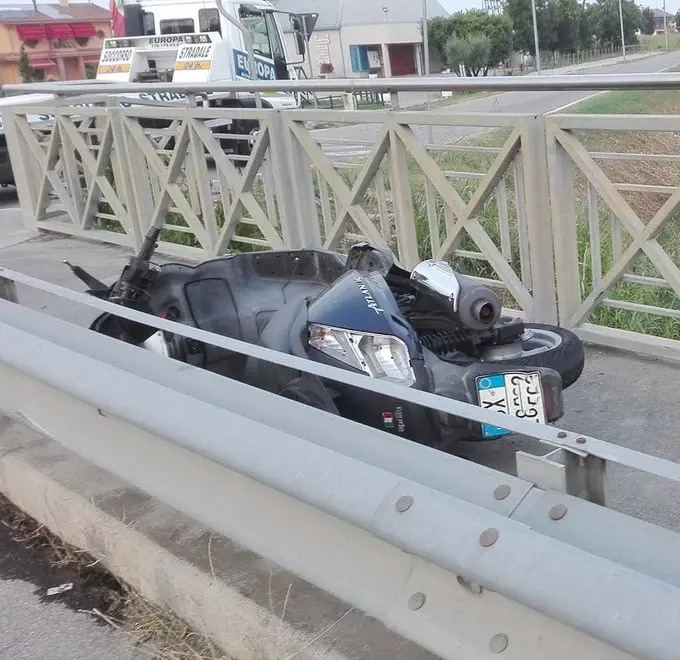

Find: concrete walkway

[2,201,680,537]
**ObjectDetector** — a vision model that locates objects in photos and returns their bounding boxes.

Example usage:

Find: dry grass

[0,493,228,660]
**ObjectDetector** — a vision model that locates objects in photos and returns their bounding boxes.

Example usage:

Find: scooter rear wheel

[481,323,584,388]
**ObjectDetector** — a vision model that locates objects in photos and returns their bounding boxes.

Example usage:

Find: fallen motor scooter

[66,226,584,449]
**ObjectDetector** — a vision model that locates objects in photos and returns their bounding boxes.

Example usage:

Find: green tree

[590,0,642,47]
[551,0,584,52]
[428,16,454,60]
[18,45,34,83]
[428,10,513,74]
[643,6,656,34]
[505,0,544,54]
[505,0,581,54]
[446,34,492,76]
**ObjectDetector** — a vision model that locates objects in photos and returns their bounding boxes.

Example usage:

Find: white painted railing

[4,77,680,357]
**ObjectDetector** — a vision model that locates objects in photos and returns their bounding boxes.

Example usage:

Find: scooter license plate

[475,373,547,439]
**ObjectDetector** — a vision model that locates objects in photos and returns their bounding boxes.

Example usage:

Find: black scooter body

[88,247,565,449]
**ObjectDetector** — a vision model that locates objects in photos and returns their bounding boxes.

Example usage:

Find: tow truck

[0,0,316,183]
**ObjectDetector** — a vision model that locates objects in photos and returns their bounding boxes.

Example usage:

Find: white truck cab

[96,0,313,110]
[0,1,316,181]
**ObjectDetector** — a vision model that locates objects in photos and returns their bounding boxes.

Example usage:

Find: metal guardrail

[1,265,678,485]
[6,71,680,95]
[2,270,680,659]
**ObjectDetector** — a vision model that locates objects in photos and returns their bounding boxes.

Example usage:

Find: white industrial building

[275,0,448,78]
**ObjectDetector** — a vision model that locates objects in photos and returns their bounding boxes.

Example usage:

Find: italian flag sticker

[382,413,394,429]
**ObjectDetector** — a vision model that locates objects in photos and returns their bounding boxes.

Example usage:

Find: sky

[440,0,484,11]
[440,0,678,11]
[6,0,679,18]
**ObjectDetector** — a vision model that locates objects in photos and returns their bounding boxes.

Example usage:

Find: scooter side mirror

[344,243,394,276]
[410,259,501,331]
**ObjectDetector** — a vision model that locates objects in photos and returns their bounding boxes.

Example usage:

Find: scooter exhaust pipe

[410,259,502,331]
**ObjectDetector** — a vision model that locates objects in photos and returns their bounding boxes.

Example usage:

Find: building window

[199,8,220,35]
[159,18,195,34]
[350,45,370,73]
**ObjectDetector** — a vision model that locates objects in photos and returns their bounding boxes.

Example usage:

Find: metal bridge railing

[4,75,680,361]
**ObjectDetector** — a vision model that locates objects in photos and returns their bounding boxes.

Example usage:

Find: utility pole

[618,0,627,59]
[422,0,430,78]
[531,0,541,73]
[664,0,669,50]
[422,0,433,144]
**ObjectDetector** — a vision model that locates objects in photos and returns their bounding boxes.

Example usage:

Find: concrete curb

[0,415,433,660]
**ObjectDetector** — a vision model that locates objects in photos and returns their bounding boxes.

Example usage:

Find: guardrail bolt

[395,495,413,513]
[557,431,567,439]
[576,436,586,444]
[408,592,426,610]
[493,484,511,500]
[479,528,499,547]
[489,633,509,654]
[549,503,568,521]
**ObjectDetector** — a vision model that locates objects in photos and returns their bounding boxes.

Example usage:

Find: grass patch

[571,89,680,114]
[403,90,492,111]
[334,82,680,339]
[639,32,680,51]
[395,85,680,340]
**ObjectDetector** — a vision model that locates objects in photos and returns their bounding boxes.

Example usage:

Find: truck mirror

[295,30,306,56]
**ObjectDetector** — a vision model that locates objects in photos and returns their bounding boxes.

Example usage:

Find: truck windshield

[160,18,195,34]
[238,5,284,60]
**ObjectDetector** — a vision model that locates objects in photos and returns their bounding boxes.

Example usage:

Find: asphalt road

[314,49,680,156]
[0,571,145,660]
[0,462,145,660]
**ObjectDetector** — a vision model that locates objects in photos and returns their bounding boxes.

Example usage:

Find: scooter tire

[493,323,584,389]
[278,376,340,415]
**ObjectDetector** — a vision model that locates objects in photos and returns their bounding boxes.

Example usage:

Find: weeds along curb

[0,422,345,660]
[0,415,398,660]
[0,491,226,659]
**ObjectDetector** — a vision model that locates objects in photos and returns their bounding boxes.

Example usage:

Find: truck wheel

[233,121,260,166]
[481,324,584,389]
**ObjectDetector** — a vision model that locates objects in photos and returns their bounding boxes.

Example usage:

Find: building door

[388,43,416,76]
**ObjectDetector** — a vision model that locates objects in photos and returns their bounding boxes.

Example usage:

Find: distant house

[0,0,111,84]
[275,0,448,78]
[652,9,676,34]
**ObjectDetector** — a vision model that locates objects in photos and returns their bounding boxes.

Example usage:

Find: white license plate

[476,372,546,438]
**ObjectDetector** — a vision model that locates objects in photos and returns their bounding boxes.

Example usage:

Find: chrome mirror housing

[410,259,461,312]
[410,259,502,330]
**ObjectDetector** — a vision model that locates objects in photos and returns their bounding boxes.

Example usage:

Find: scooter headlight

[308,324,416,386]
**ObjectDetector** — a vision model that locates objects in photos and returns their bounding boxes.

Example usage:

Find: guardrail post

[520,115,558,324]
[517,448,606,505]
[268,110,321,249]
[0,277,18,303]
[2,110,38,232]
